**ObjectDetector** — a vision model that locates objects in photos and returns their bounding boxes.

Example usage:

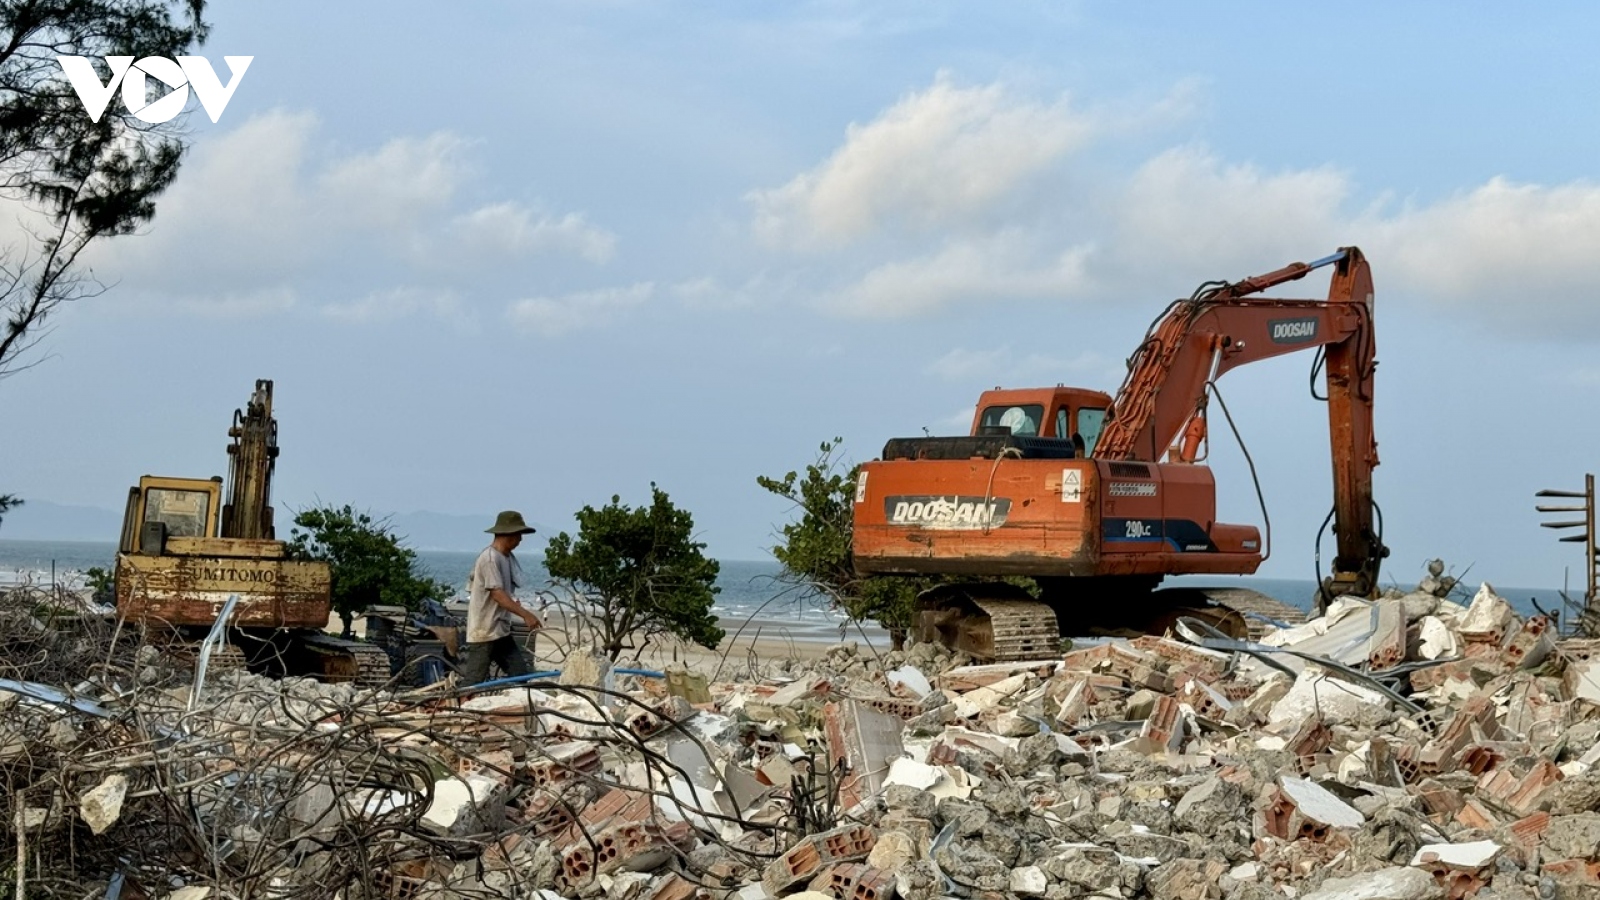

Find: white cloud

[1113,147,1351,274]
[318,132,470,226]
[829,233,1093,318]
[749,73,1093,245]
[446,203,616,263]
[82,110,619,324]
[745,76,1600,340]
[319,287,472,329]
[506,282,654,337]
[1375,177,1600,331]
[670,271,796,310]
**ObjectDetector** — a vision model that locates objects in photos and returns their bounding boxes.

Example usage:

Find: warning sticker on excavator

[1061,469,1081,503]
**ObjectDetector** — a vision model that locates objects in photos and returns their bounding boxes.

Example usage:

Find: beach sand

[346,606,894,676]
[520,612,893,675]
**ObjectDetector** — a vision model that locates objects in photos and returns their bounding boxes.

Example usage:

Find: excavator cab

[119,476,223,555]
[973,387,1113,450]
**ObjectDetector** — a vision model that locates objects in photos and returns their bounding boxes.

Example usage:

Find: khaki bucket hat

[486,510,537,535]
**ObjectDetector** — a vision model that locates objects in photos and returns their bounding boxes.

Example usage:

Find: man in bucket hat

[461,510,544,685]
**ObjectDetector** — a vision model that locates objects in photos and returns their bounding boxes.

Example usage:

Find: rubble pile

[6,574,1600,899]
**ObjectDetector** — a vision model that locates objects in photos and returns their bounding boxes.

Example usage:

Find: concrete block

[665,664,711,703]
[1409,839,1501,869]
[867,831,918,869]
[1458,583,1514,646]
[1566,659,1600,706]
[886,666,932,699]
[950,673,1029,718]
[1008,865,1047,896]
[78,773,127,835]
[1045,673,1093,725]
[1133,694,1184,755]
[1266,669,1391,734]
[823,700,905,811]
[769,677,829,708]
[1299,866,1444,900]
[1130,635,1231,682]
[1415,616,1456,660]
[1259,775,1365,841]
[422,774,507,837]
[1367,600,1407,671]
[559,648,612,688]
[1504,615,1555,670]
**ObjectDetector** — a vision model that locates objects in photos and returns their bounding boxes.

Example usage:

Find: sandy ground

[522,613,892,674]
[338,606,893,676]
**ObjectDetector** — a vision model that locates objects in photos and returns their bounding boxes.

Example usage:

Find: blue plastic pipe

[459,666,666,695]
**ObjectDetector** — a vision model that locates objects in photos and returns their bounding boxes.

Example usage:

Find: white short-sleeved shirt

[467,545,522,643]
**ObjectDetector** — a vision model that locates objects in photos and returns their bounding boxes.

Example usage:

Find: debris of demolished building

[5,570,1600,899]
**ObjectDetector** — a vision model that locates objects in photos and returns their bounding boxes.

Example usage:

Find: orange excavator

[851,247,1387,660]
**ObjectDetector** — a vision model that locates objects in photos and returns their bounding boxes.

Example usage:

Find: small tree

[287,505,454,637]
[0,493,20,532]
[758,439,922,649]
[544,485,723,660]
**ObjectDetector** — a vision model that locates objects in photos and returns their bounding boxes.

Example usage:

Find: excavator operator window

[1077,408,1107,457]
[979,404,1042,437]
[144,488,211,539]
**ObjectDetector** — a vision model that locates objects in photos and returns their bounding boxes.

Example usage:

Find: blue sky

[3,3,1599,590]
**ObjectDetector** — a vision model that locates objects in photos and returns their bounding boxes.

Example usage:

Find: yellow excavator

[114,379,391,685]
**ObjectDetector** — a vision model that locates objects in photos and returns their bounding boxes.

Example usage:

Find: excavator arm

[1096,247,1384,598]
[221,378,279,540]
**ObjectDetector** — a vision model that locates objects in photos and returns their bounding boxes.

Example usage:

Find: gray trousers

[460,635,533,686]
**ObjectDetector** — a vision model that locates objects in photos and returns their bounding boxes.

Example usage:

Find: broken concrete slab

[1267,668,1393,734]
[886,666,932,699]
[1409,839,1501,869]
[422,774,507,837]
[949,673,1030,718]
[1299,866,1445,900]
[823,699,905,811]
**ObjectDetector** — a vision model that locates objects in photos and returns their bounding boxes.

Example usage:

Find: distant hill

[0,499,548,553]
[0,500,122,542]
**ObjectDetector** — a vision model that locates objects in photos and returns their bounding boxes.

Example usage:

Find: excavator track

[915,585,1062,662]
[1193,587,1308,640]
[141,625,248,677]
[919,582,1309,662]
[297,633,395,688]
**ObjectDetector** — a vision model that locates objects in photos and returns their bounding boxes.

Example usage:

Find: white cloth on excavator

[999,407,1037,436]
